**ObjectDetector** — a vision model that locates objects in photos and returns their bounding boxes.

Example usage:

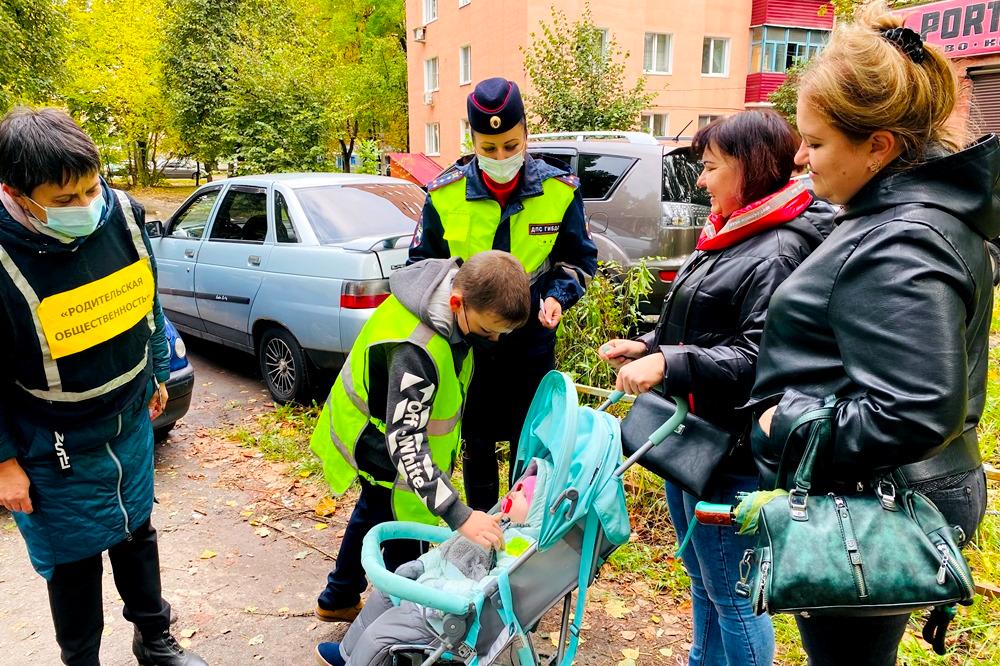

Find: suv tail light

[659,270,677,283]
[341,279,391,309]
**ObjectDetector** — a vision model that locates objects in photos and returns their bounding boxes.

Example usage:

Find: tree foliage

[522,3,657,133]
[62,0,171,187]
[768,61,808,129]
[0,0,66,113]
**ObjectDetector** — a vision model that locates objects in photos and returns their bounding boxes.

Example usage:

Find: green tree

[61,0,171,186]
[321,0,408,172]
[768,61,808,128]
[162,0,240,180]
[521,3,656,133]
[0,0,67,112]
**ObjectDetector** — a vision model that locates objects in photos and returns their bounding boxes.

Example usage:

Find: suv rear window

[578,154,634,200]
[663,152,710,206]
[296,184,424,244]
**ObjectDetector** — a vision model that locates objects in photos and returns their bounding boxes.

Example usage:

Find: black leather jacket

[751,136,1000,488]
[640,197,836,472]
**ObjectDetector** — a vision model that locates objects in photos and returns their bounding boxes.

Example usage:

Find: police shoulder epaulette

[553,173,580,189]
[427,169,465,191]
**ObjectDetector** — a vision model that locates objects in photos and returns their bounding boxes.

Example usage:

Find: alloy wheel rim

[264,338,296,397]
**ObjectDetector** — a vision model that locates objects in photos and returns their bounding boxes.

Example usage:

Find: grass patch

[224,402,322,477]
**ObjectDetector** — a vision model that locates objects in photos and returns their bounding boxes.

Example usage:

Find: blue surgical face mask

[27,193,106,238]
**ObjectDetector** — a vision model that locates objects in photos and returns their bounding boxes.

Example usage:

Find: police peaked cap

[467,78,525,135]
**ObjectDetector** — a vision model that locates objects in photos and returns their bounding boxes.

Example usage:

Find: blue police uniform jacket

[409,154,598,355]
[0,180,170,578]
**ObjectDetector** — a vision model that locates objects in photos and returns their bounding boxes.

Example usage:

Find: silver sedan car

[148,173,424,403]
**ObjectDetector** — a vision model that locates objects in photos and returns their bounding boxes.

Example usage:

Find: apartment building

[406,0,834,165]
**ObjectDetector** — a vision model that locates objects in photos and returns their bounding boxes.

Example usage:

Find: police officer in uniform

[0,108,206,666]
[409,78,598,510]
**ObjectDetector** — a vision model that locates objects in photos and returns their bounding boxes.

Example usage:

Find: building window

[460,119,472,153]
[702,37,730,76]
[423,0,438,23]
[459,45,472,85]
[426,123,440,156]
[459,0,470,6]
[643,33,672,74]
[597,28,610,58]
[698,115,723,129]
[424,57,439,93]
[750,26,829,74]
[641,112,669,137]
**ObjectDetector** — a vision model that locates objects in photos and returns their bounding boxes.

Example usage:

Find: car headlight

[173,337,187,359]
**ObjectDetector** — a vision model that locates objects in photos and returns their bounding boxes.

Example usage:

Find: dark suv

[528,132,709,321]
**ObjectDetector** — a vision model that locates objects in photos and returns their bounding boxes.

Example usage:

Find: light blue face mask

[28,193,106,238]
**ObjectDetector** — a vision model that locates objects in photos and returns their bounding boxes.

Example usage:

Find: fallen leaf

[604,597,629,619]
[313,523,328,531]
[248,634,264,646]
[620,630,637,641]
[277,607,290,615]
[180,628,197,639]
[621,648,640,660]
[659,647,674,657]
[314,497,337,517]
[299,470,312,478]
[255,527,271,538]
[245,606,258,613]
[294,550,310,560]
[650,615,661,624]
[179,639,192,649]
[199,550,217,560]
[616,660,636,666]
[225,500,238,507]
[102,626,113,637]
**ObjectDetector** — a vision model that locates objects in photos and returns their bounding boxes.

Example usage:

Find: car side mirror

[145,220,164,238]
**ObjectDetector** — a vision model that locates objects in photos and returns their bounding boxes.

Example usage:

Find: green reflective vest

[429,176,575,275]
[309,296,473,525]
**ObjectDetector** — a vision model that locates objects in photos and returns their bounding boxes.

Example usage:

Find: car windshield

[663,151,710,206]
[295,183,424,244]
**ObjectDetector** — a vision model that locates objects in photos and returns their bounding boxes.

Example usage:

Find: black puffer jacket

[751,136,1000,488]
[640,197,836,464]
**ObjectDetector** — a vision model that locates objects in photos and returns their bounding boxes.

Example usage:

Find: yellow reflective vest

[310,296,473,524]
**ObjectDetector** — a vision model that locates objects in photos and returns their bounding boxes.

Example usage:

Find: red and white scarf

[696,180,813,251]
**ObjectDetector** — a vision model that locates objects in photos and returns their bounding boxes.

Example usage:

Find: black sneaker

[132,627,208,666]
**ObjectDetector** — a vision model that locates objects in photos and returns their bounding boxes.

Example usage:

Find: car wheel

[258,326,311,405]
[154,423,175,442]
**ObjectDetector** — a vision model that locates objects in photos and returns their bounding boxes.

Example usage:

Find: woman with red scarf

[599,110,835,666]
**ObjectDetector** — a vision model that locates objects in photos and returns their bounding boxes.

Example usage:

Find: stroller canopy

[512,371,630,551]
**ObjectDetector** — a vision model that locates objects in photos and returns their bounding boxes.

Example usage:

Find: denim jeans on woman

[792,467,988,666]
[665,474,775,666]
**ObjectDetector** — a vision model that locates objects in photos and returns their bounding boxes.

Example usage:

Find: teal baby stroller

[361,371,687,666]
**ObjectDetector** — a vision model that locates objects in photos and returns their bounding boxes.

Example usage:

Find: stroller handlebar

[361,521,477,616]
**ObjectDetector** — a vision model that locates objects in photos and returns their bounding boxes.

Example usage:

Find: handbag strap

[774,396,837,493]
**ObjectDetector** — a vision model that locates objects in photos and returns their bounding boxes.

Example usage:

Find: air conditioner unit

[423,91,434,105]
[414,26,426,42]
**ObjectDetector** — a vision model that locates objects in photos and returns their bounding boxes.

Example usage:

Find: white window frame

[698,114,724,129]
[460,119,472,153]
[702,37,730,77]
[643,33,672,75]
[423,0,438,24]
[641,112,669,137]
[459,45,472,85]
[597,28,610,58]
[424,57,439,93]
[426,122,441,156]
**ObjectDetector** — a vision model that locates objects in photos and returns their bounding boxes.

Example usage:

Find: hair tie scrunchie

[879,26,926,64]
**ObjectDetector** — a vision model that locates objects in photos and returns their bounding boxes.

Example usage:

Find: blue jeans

[665,475,775,666]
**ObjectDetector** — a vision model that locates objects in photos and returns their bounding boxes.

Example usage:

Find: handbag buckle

[788,488,809,521]
[875,479,897,511]
[735,549,753,598]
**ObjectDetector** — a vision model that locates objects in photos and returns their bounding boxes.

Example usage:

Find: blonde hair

[798,1,963,159]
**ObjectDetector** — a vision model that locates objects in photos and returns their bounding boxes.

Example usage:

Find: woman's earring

[869,160,882,173]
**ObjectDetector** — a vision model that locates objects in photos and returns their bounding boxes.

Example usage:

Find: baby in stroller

[316,462,548,666]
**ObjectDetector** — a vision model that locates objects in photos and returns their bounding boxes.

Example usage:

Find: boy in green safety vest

[310,250,531,624]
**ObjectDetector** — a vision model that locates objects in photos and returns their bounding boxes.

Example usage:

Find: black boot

[132,627,208,666]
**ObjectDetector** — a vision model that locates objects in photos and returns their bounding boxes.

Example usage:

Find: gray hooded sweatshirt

[353,259,472,530]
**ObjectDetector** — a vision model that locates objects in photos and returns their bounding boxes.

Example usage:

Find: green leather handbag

[737,401,976,625]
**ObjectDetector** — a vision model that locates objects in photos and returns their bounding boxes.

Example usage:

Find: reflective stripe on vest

[309,296,473,525]
[0,190,155,401]
[429,176,575,275]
